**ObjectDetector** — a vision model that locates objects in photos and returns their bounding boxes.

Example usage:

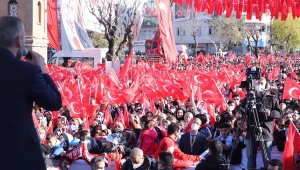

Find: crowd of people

[28,50,300,170]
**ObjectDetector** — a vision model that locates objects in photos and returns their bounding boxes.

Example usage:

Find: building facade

[172,4,272,55]
[0,0,48,59]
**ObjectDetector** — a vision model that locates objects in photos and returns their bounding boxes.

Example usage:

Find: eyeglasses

[278,125,284,127]
[233,98,240,101]
[285,117,292,119]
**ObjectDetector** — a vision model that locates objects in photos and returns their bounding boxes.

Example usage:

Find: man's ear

[15,36,22,47]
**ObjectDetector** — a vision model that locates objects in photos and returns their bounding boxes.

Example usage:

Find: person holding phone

[0,16,62,170]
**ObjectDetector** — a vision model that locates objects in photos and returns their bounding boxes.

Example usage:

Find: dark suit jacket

[179,132,207,155]
[0,47,62,170]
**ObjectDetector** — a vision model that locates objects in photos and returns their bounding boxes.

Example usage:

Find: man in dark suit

[0,16,62,170]
[179,117,207,155]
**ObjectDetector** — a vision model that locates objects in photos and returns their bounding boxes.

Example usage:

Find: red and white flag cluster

[174,0,300,20]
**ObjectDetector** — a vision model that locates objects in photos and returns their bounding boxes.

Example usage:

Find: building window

[177,28,185,36]
[209,26,215,35]
[8,0,18,17]
[38,1,41,24]
[196,27,201,35]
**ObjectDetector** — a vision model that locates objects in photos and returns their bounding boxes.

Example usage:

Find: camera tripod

[227,92,270,170]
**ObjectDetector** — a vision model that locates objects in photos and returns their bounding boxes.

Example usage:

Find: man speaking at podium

[0,16,62,170]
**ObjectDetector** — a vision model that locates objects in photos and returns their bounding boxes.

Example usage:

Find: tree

[116,1,141,56]
[87,0,141,61]
[271,14,300,52]
[244,25,260,58]
[208,16,246,50]
[179,16,202,55]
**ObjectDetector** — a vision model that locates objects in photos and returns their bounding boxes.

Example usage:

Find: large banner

[156,0,177,63]
[60,0,84,51]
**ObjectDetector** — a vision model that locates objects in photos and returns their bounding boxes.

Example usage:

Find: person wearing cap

[154,123,201,169]
[102,133,131,161]
[122,148,157,170]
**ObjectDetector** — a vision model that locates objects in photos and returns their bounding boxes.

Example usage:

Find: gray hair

[0,16,23,47]
[130,147,143,159]
[90,156,105,170]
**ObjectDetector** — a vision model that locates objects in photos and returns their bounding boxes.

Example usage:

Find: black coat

[195,155,227,170]
[242,92,282,141]
[122,155,158,170]
[0,47,62,170]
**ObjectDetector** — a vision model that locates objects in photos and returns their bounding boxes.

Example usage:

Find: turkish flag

[207,103,216,127]
[156,80,187,100]
[115,148,121,170]
[201,80,226,105]
[282,78,300,100]
[103,108,114,127]
[108,69,121,90]
[269,66,281,81]
[123,106,130,128]
[63,99,98,118]
[119,50,133,81]
[192,72,213,85]
[156,0,177,63]
[183,119,193,133]
[282,122,300,170]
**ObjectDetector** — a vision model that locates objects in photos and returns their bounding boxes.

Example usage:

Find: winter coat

[242,93,282,141]
[140,127,158,155]
[195,155,227,170]
[121,155,158,170]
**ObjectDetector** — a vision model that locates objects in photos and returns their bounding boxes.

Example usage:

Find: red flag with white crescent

[282,78,300,100]
[156,0,177,63]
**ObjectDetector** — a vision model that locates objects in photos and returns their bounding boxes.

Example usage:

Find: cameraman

[242,77,282,169]
[195,139,227,170]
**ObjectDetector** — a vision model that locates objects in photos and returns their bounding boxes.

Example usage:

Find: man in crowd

[0,16,62,169]
[195,139,227,170]
[158,152,174,170]
[267,159,283,170]
[216,123,233,158]
[46,133,64,159]
[242,77,282,169]
[122,147,157,170]
[154,123,201,168]
[179,117,207,155]
[90,156,106,170]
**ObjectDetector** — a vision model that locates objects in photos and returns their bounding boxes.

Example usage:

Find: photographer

[242,77,282,169]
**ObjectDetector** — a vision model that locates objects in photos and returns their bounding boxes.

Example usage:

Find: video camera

[240,67,261,91]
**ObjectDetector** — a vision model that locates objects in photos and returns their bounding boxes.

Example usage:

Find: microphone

[22,48,32,60]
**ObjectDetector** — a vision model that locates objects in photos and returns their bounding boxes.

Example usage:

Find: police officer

[242,77,282,169]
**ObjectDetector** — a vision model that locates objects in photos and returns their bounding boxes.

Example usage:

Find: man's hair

[130,147,143,159]
[158,152,174,168]
[80,130,89,137]
[268,159,282,170]
[232,94,240,98]
[220,123,231,129]
[0,16,23,47]
[46,133,56,141]
[167,123,179,136]
[208,139,223,155]
[195,114,207,124]
[166,115,177,123]
[90,156,105,170]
